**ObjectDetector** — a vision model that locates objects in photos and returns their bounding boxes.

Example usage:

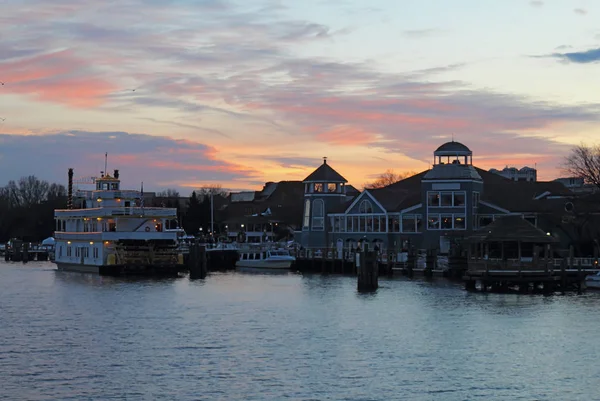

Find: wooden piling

[22,242,29,263]
[189,242,207,279]
[357,250,378,292]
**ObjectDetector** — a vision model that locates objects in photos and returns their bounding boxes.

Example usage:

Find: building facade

[300,141,600,256]
[489,166,537,182]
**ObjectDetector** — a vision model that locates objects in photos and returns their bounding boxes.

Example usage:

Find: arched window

[359,200,373,214]
[303,199,310,229]
[312,199,324,230]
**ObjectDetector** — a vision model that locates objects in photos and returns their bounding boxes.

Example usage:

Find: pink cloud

[0,49,116,107]
[316,125,379,146]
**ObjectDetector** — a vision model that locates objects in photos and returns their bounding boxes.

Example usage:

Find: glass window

[441,193,453,207]
[428,215,440,230]
[402,215,416,232]
[314,183,324,193]
[453,192,465,207]
[359,200,373,214]
[327,183,337,193]
[388,216,400,232]
[428,192,440,207]
[416,216,423,232]
[312,200,324,230]
[373,216,381,232]
[454,215,466,229]
[472,192,480,208]
[441,215,453,229]
[358,216,365,232]
[339,217,346,232]
[303,200,310,229]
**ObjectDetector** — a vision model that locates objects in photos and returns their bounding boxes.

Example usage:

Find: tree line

[0,176,67,242]
[0,175,229,243]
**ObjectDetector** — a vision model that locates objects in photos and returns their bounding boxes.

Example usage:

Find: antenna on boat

[104,152,108,177]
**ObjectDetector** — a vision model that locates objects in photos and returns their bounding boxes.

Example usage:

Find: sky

[1,0,599,194]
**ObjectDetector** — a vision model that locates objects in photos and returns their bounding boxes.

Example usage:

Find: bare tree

[156,188,180,198]
[563,144,600,191]
[2,176,51,207]
[18,176,50,207]
[363,169,416,189]
[196,185,228,198]
[47,183,66,201]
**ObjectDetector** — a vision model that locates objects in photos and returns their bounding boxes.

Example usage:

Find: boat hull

[585,279,600,289]
[56,263,100,274]
[55,262,183,277]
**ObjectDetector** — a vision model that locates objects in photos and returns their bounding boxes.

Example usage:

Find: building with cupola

[299,141,600,256]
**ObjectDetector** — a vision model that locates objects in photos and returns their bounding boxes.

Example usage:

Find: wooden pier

[292,248,451,277]
[3,240,52,262]
[463,215,599,294]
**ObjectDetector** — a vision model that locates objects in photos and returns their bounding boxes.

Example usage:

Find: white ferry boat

[236,245,295,270]
[53,168,184,276]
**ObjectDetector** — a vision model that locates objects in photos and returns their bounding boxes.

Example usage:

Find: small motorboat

[236,247,295,270]
[585,271,600,289]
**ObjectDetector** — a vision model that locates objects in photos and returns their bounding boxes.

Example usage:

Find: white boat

[585,271,600,289]
[53,168,184,276]
[236,246,295,270]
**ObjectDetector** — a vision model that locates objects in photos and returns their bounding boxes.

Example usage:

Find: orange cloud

[316,125,379,146]
[0,49,116,108]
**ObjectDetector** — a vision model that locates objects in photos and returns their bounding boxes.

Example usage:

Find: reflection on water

[1,261,600,400]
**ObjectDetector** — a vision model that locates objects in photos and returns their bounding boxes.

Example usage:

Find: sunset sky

[1,0,599,193]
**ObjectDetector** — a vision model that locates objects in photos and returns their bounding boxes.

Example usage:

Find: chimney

[114,169,119,179]
[67,168,74,210]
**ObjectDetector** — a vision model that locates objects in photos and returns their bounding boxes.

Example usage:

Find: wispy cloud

[529,1,544,8]
[551,47,600,63]
[0,0,599,187]
[573,8,587,15]
[402,29,441,38]
[0,131,260,192]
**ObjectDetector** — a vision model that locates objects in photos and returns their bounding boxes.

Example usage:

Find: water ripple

[1,262,600,400]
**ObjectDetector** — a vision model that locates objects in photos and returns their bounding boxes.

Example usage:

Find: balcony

[55,207,177,218]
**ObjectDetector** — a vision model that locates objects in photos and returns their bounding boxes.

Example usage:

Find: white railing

[55,207,177,218]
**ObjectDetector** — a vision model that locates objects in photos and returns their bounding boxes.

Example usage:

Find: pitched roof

[470,215,558,243]
[476,168,573,212]
[369,170,428,212]
[303,160,347,183]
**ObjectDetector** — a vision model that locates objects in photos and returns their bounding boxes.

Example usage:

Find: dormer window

[314,183,324,193]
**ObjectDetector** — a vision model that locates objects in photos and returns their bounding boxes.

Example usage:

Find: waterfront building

[300,141,600,256]
[489,165,537,182]
[223,181,306,242]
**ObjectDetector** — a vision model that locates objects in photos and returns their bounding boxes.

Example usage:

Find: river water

[1,261,599,400]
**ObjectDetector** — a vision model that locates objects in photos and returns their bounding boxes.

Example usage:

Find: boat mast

[104,152,108,177]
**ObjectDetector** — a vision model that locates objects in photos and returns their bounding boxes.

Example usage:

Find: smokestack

[114,169,119,179]
[67,168,74,210]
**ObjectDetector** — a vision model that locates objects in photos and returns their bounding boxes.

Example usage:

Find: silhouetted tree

[0,175,66,241]
[183,191,203,235]
[363,169,416,189]
[563,143,600,191]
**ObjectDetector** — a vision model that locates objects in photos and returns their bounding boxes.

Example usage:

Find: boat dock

[2,240,53,262]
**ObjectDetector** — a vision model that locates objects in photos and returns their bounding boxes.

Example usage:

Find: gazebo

[468,215,558,270]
